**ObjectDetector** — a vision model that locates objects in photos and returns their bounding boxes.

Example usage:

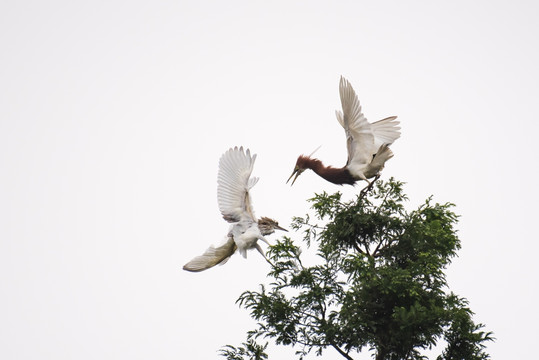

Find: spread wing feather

[217,146,258,223]
[371,116,401,150]
[183,237,237,272]
[337,76,374,166]
[337,77,401,168]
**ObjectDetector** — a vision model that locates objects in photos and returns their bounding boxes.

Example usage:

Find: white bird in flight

[183,146,287,272]
[287,76,401,187]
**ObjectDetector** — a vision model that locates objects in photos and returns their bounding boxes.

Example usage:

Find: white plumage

[335,76,401,182]
[288,77,401,187]
[183,146,286,272]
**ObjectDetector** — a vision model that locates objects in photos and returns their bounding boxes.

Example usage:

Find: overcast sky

[1,1,538,359]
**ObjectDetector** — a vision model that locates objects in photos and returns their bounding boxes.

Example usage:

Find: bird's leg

[254,242,276,268]
[360,180,372,196]
[258,236,270,245]
[254,243,266,258]
[360,174,380,196]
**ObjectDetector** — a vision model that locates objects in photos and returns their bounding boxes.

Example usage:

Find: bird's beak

[287,167,303,186]
[275,224,288,232]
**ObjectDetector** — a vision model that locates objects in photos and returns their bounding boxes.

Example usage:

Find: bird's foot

[360,183,370,197]
[360,175,380,197]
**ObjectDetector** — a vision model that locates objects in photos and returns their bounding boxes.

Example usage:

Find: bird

[287,76,401,187]
[183,146,287,272]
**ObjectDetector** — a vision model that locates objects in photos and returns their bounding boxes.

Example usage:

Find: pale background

[1,1,538,359]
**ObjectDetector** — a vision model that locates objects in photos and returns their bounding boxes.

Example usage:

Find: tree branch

[330,341,354,360]
[352,242,367,256]
[372,238,385,258]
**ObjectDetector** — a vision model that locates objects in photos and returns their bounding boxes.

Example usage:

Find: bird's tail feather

[371,143,394,171]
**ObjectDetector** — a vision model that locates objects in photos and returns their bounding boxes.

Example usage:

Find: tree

[220,179,493,360]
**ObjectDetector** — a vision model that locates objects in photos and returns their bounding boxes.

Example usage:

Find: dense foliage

[220,179,492,360]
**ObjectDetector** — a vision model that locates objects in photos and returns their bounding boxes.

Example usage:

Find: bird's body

[183,147,286,272]
[288,77,401,186]
[293,156,356,185]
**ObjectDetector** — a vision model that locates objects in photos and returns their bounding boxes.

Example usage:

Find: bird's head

[287,146,321,186]
[287,155,310,186]
[258,217,288,235]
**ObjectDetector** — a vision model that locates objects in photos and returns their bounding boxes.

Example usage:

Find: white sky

[1,0,538,359]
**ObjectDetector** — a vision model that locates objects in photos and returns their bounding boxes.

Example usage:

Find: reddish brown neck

[302,157,356,185]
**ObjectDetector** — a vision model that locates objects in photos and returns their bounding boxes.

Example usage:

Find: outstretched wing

[183,237,237,272]
[371,116,401,151]
[335,76,374,167]
[217,146,259,223]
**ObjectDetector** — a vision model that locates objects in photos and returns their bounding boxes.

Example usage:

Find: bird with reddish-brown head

[287,76,401,187]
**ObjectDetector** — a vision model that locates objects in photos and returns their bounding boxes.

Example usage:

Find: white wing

[217,146,259,223]
[371,116,401,150]
[336,76,375,167]
[183,237,237,272]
